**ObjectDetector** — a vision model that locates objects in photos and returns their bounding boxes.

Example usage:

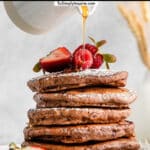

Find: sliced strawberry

[73,48,93,70]
[23,146,46,150]
[91,53,103,69]
[75,43,98,55]
[40,47,71,72]
[30,146,46,150]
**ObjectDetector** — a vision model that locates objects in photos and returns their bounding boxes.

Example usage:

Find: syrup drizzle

[81,5,89,48]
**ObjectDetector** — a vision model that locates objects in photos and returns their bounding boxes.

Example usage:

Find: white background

[0,1,147,144]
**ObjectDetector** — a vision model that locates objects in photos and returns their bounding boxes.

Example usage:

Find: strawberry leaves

[102,53,117,69]
[33,62,41,73]
[102,54,116,63]
[88,36,117,69]
[9,142,46,150]
[88,36,96,45]
[96,40,107,49]
[88,36,107,49]
[9,142,20,150]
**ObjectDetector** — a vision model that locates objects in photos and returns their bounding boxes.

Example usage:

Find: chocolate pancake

[28,108,131,126]
[24,121,135,144]
[22,137,140,150]
[34,87,136,108]
[27,69,128,92]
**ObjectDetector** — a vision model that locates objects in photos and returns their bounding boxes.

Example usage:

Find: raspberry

[73,48,93,70]
[75,43,98,55]
[91,53,103,69]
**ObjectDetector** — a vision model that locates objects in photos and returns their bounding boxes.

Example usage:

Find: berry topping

[88,36,106,49]
[75,43,98,55]
[92,53,103,68]
[73,48,93,70]
[33,36,117,74]
[102,53,117,69]
[88,36,117,69]
[22,146,46,150]
[33,47,71,73]
[9,142,46,150]
[85,43,98,54]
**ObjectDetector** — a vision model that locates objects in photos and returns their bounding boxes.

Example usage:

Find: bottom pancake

[22,137,140,150]
[24,121,135,144]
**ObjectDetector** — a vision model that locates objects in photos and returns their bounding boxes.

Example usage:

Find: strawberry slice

[91,53,103,69]
[73,48,93,70]
[23,146,46,150]
[75,43,98,55]
[40,47,71,72]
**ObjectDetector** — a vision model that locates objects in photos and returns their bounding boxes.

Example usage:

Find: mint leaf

[102,53,117,63]
[88,36,96,45]
[105,62,110,69]
[96,40,107,48]
[9,142,20,150]
[33,62,41,72]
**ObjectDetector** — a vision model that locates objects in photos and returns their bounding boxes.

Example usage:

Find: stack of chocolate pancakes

[22,69,140,150]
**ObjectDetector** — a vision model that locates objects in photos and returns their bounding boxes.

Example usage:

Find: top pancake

[27,69,128,92]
